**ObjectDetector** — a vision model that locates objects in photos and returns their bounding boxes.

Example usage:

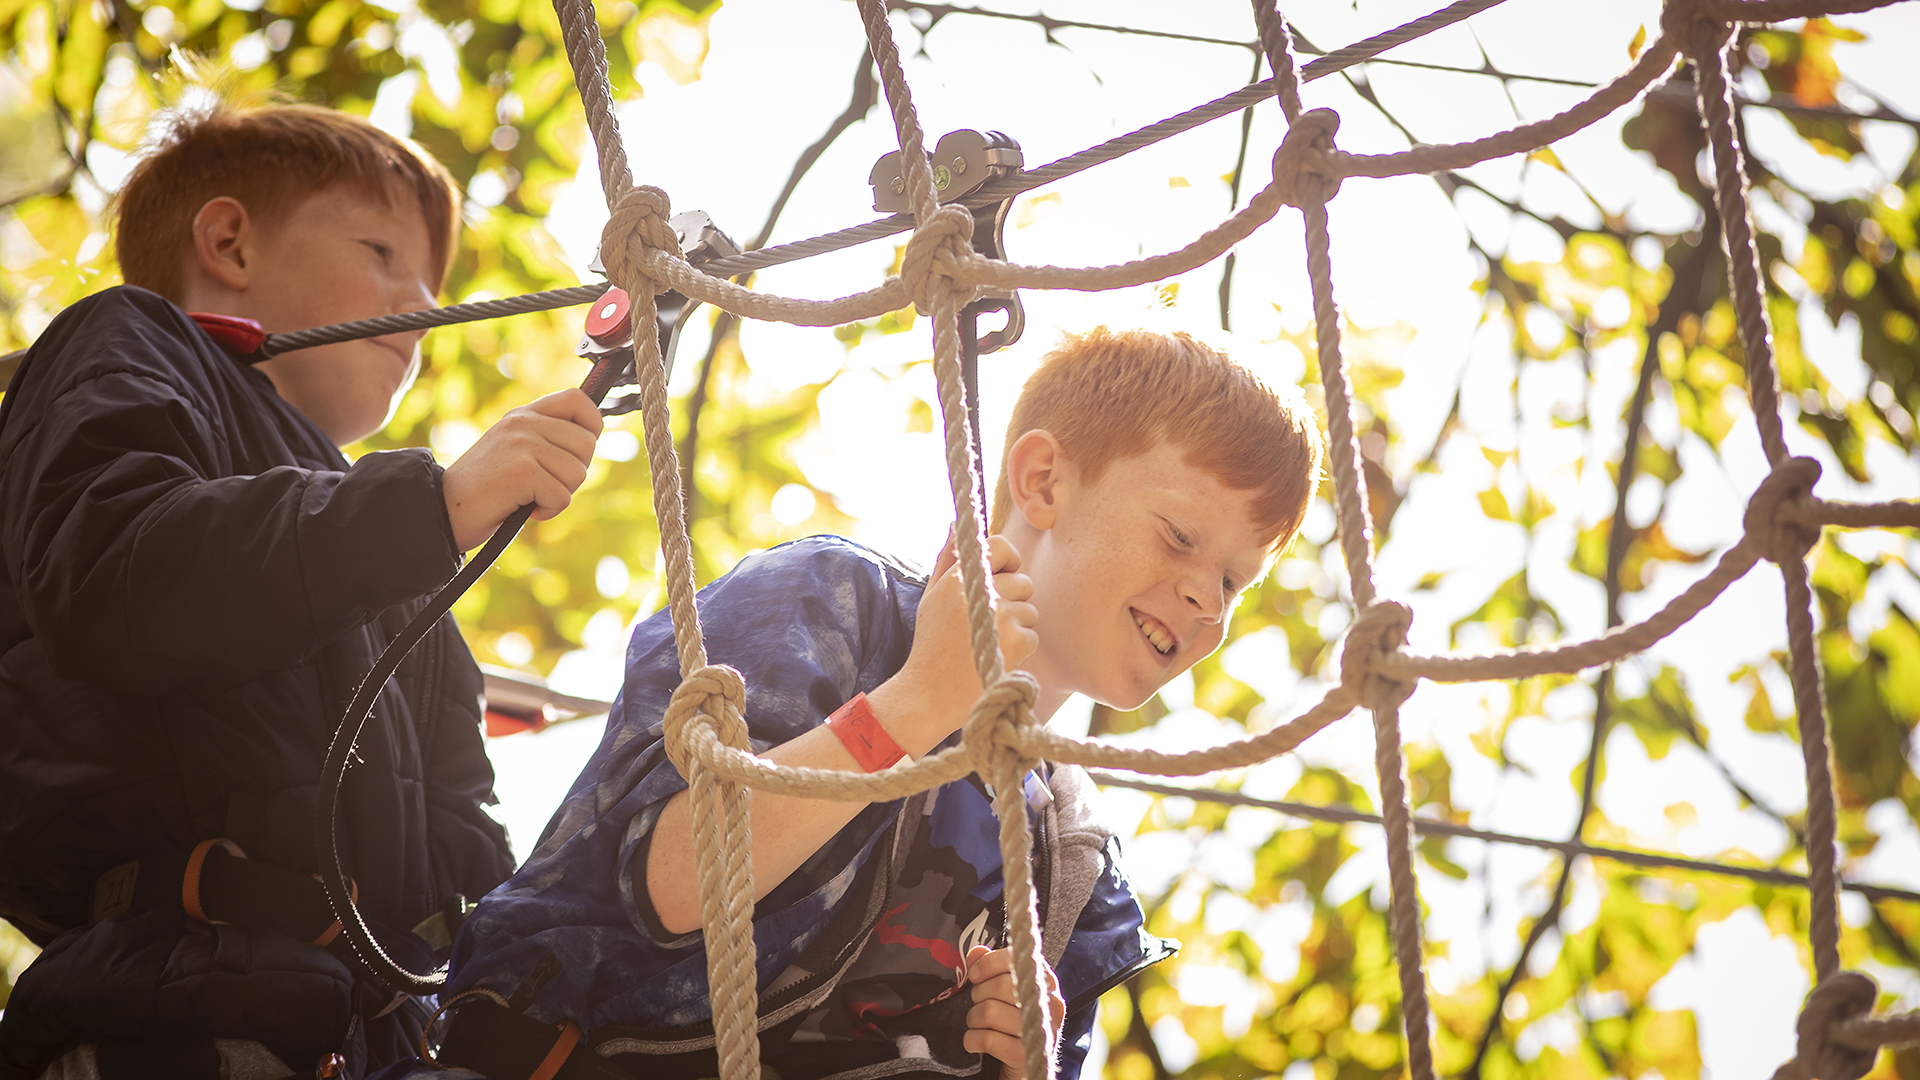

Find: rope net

[541,0,1920,1078]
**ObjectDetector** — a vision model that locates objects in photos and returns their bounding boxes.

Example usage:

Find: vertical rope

[1258,8,1432,1076]
[1689,18,1790,467]
[1782,552,1842,981]
[551,2,761,1075]
[1303,202,1378,612]
[555,0,634,207]
[1687,11,1843,984]
[1250,1,1305,124]
[853,0,1003,691]
[854,2,1049,1077]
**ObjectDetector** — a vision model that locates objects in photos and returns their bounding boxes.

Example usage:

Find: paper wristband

[827,692,907,772]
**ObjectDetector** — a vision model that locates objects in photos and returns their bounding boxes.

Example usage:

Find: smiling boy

[436,329,1321,1080]
[0,102,601,1077]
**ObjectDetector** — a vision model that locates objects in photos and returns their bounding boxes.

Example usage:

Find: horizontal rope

[1087,772,1920,905]
[1791,496,1920,531]
[1837,1010,1920,1051]
[1380,538,1762,682]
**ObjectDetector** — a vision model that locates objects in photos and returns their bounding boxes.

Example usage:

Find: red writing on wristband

[827,692,907,772]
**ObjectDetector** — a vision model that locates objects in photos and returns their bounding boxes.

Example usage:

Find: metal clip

[869,129,1023,213]
[964,191,1024,355]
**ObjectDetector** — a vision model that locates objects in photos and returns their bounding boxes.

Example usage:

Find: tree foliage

[2,3,1916,1079]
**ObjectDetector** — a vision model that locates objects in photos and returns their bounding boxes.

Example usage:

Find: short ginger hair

[990,328,1323,556]
[116,100,460,303]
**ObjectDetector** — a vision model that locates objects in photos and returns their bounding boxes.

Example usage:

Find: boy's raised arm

[640,534,1039,935]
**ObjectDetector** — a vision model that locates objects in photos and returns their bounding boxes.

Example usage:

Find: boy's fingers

[967,946,1014,984]
[986,534,1022,574]
[528,387,605,433]
[961,1029,1024,1076]
[971,971,1017,1006]
[966,999,1025,1037]
[996,600,1038,630]
[991,570,1033,603]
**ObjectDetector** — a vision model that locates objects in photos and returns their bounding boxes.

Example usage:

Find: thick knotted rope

[899,203,980,316]
[1662,0,1734,55]
[662,665,751,777]
[1340,601,1417,714]
[1770,971,1882,1080]
[1743,457,1823,567]
[960,673,1041,781]
[601,185,684,298]
[1271,108,1345,209]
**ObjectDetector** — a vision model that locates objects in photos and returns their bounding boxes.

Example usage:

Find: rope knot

[1770,971,1880,1080]
[1661,0,1730,59]
[1743,456,1822,566]
[898,204,979,316]
[961,673,1040,780]
[1339,600,1416,713]
[662,664,749,779]
[1272,108,1345,209]
[601,185,682,296]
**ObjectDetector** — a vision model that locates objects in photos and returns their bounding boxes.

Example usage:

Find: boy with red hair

[436,329,1321,1080]
[0,101,602,1077]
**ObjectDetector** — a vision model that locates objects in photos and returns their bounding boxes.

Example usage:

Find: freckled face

[1018,442,1272,711]
[247,186,438,445]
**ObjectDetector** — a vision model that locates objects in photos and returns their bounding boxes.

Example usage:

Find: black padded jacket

[0,286,515,1076]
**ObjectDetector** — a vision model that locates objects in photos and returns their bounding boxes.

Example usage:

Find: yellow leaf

[1478,486,1511,521]
[1167,176,1191,189]
[1628,24,1648,60]
[1528,146,1567,173]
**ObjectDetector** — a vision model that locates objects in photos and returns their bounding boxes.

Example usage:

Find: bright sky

[467,2,1920,1076]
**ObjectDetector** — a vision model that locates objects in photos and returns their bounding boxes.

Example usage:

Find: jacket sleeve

[2,366,460,692]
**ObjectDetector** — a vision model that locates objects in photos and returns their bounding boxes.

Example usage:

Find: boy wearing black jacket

[0,101,602,1078]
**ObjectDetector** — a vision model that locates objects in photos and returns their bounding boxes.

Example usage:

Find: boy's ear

[1007,429,1066,530]
[190,197,256,292]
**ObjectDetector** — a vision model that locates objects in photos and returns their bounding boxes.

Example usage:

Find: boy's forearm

[639,677,952,935]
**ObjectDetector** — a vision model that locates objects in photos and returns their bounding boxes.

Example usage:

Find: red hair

[991,329,1322,554]
[116,100,460,302]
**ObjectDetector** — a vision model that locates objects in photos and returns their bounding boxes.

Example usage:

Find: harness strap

[439,998,635,1080]
[181,838,246,924]
[97,840,364,948]
[531,1020,584,1080]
